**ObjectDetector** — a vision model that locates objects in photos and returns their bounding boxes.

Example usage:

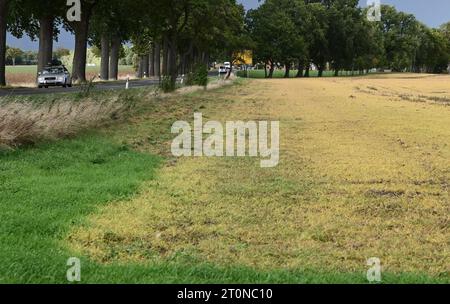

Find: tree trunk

[138,55,149,78]
[143,54,149,77]
[304,66,310,77]
[184,54,190,74]
[268,62,274,78]
[226,65,233,79]
[168,34,178,85]
[284,63,291,78]
[192,47,198,68]
[183,43,193,73]
[38,15,54,73]
[180,54,185,75]
[296,62,303,78]
[100,33,109,80]
[109,35,120,80]
[264,63,267,78]
[203,52,209,66]
[154,42,161,77]
[0,0,6,86]
[137,55,144,78]
[71,8,91,83]
[149,45,155,77]
[162,35,169,76]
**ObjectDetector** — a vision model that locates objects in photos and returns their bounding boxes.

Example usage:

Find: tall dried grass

[0,77,235,150]
[0,95,136,149]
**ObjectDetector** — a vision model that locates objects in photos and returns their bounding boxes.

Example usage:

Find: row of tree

[3,46,71,65]
[2,0,450,86]
[0,0,246,86]
[246,0,450,78]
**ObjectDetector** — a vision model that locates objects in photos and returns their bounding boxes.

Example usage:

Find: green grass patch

[63,260,450,284]
[0,135,160,283]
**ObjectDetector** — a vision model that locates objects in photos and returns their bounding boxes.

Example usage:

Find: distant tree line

[0,0,246,86]
[3,46,72,66]
[246,0,450,78]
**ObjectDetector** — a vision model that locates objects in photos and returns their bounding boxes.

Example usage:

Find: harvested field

[67,74,449,279]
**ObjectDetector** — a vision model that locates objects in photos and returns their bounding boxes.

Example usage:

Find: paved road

[0,79,160,97]
[0,71,220,97]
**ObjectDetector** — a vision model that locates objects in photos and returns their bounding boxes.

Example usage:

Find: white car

[219,66,227,74]
[37,65,72,88]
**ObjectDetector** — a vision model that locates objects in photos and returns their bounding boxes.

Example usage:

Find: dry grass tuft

[0,96,135,149]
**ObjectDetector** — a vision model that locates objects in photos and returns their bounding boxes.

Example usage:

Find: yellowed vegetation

[68,74,449,277]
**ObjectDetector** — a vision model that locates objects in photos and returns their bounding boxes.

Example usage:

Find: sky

[6,0,450,51]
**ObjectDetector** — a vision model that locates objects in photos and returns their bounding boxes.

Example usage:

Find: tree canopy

[1,0,245,85]
[1,0,450,86]
[247,1,450,78]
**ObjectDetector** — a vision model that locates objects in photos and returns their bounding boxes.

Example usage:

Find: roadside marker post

[126,76,129,90]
